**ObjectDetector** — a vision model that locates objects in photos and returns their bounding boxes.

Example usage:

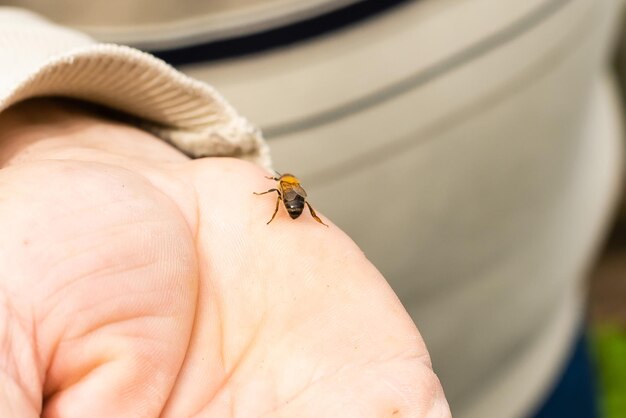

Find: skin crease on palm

[0,99,451,418]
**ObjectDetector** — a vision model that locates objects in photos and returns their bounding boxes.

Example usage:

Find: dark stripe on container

[149,0,414,65]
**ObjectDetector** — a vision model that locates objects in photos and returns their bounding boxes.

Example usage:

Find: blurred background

[5,0,626,416]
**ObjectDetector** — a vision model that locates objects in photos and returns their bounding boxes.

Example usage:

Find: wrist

[0,98,189,168]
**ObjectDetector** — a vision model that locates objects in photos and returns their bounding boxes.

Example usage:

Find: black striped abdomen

[284,195,305,219]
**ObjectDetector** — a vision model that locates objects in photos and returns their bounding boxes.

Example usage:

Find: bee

[254,172,328,227]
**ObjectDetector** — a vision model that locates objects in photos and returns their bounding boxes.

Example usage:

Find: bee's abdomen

[285,195,305,219]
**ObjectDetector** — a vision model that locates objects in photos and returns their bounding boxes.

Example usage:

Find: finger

[162,158,450,416]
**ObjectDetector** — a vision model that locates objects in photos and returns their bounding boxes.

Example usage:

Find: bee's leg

[306,202,328,227]
[264,171,281,181]
[253,188,283,224]
[267,195,282,225]
[254,188,281,196]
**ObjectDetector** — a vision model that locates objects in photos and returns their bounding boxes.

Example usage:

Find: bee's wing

[283,184,307,200]
[292,184,307,198]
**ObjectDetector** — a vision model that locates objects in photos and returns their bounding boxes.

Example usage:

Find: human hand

[0,99,450,417]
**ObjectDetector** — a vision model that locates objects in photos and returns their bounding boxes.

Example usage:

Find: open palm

[0,100,449,418]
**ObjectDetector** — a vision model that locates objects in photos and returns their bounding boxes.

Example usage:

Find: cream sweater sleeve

[0,7,271,169]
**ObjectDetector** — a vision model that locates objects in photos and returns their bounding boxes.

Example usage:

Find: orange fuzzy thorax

[279,174,300,185]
